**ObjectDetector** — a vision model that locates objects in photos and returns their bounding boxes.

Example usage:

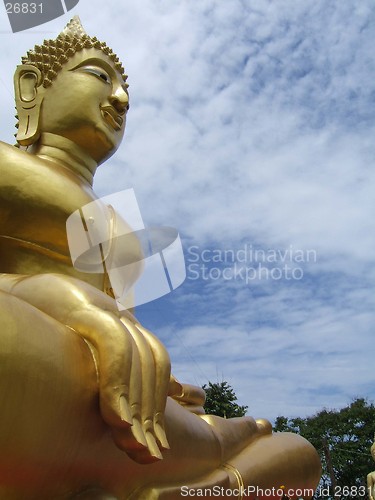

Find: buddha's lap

[0,291,226,493]
[0,291,321,498]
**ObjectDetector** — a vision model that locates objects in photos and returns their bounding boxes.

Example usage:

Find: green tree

[274,398,375,499]
[202,381,248,418]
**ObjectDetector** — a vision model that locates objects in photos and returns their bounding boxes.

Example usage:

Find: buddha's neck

[28,133,97,186]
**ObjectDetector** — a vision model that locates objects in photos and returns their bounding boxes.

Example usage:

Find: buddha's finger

[68,307,134,428]
[111,342,150,455]
[134,322,171,450]
[168,374,184,397]
[112,330,164,458]
[120,316,163,461]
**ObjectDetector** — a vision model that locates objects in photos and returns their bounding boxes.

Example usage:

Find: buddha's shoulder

[0,140,23,162]
[0,140,47,171]
[0,141,96,207]
[0,140,44,176]
[0,142,35,184]
[0,141,89,186]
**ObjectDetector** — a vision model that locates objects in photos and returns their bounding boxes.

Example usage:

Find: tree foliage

[202,381,248,418]
[274,398,375,498]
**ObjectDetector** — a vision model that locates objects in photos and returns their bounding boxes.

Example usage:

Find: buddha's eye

[79,66,111,85]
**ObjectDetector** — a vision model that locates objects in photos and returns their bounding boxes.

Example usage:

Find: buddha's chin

[96,145,119,164]
[96,123,124,158]
[78,126,122,163]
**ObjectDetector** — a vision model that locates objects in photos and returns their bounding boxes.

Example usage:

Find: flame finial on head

[61,15,87,38]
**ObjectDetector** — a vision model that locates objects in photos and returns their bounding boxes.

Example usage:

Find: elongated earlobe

[14,64,44,146]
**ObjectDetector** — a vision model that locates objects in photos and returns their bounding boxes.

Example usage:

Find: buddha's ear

[14,64,44,146]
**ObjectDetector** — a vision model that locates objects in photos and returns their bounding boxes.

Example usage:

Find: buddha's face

[39,48,129,163]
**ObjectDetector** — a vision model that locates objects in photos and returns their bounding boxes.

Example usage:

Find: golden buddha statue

[0,17,321,499]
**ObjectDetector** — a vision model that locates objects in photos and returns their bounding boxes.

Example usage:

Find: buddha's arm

[0,274,270,459]
[0,272,172,463]
[0,274,268,465]
[0,287,253,498]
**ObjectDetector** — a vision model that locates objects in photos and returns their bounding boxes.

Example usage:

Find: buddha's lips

[100,106,123,131]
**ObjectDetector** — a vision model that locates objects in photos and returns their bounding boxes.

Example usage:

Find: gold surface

[0,17,321,499]
[368,440,375,500]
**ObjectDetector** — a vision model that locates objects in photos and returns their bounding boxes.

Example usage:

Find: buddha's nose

[110,87,129,114]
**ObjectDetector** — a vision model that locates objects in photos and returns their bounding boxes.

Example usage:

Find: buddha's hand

[368,471,375,500]
[0,273,170,463]
[169,376,206,415]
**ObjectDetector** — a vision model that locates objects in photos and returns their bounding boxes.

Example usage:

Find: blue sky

[0,0,374,421]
